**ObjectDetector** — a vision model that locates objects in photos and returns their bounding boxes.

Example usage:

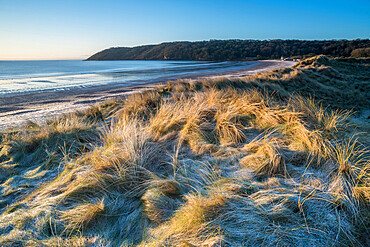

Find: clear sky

[0,0,369,60]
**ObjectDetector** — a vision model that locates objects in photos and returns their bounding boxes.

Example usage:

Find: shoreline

[0,60,295,130]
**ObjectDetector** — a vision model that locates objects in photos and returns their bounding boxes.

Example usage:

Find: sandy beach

[0,60,295,130]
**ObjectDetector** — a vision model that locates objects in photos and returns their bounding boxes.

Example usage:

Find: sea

[0,60,256,97]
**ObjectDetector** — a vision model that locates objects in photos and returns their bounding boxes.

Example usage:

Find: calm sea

[0,60,255,97]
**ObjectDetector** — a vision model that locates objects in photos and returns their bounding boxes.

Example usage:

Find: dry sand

[0,60,296,130]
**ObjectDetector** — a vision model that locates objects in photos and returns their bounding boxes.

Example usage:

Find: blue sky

[0,0,369,60]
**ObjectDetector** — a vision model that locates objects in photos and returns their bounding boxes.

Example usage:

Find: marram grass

[0,56,368,246]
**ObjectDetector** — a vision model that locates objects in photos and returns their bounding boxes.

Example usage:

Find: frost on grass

[0,56,368,246]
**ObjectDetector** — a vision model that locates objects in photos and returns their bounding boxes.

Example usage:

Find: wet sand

[0,60,295,130]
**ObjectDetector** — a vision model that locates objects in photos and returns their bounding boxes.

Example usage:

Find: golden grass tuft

[61,199,105,232]
[329,137,370,213]
[143,192,226,246]
[117,90,162,119]
[241,134,287,176]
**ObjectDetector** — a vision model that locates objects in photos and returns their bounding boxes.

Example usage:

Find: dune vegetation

[0,56,368,246]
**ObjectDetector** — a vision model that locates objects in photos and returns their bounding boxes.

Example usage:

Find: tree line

[87,39,370,61]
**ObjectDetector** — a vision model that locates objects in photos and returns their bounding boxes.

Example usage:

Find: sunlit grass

[0,56,368,246]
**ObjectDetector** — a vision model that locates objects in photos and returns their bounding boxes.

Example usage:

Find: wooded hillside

[87,39,370,60]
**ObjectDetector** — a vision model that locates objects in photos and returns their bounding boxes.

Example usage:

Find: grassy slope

[0,56,368,246]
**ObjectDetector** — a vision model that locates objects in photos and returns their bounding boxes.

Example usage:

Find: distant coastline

[86,39,370,61]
